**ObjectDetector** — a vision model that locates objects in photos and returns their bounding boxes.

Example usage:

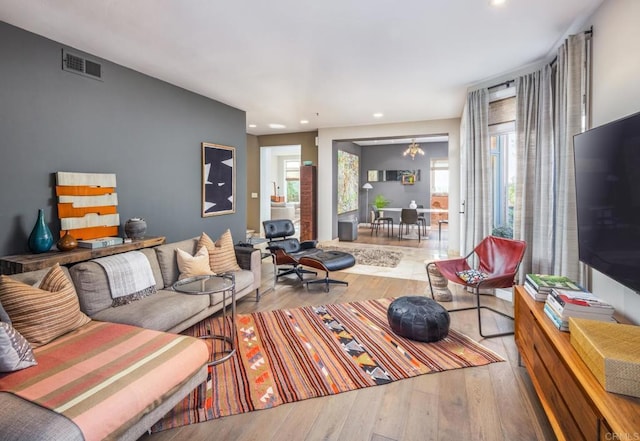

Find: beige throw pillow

[0,264,91,348]
[176,246,215,280]
[198,230,241,274]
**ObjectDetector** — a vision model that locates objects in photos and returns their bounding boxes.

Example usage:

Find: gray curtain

[514,33,591,283]
[552,33,590,282]
[461,88,492,255]
[514,66,554,280]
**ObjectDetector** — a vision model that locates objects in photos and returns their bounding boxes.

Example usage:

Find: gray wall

[330,140,448,234]
[588,0,640,323]
[333,141,362,236]
[360,142,448,223]
[0,22,247,256]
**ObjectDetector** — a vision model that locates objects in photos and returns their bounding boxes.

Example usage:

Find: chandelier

[403,139,425,160]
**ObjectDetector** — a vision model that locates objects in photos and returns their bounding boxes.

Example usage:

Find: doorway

[260,145,302,236]
[352,136,449,242]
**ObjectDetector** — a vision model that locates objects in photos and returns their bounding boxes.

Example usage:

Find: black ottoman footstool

[298,251,356,292]
[387,296,450,342]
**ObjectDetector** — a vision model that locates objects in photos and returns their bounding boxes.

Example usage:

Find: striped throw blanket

[0,321,208,441]
[94,251,157,306]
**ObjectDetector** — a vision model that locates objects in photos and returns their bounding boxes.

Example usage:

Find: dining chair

[438,219,448,241]
[371,206,394,237]
[416,204,427,236]
[399,208,421,242]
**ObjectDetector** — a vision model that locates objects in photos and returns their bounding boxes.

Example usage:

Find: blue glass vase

[28,209,54,253]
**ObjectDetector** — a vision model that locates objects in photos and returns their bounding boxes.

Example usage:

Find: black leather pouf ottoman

[387,296,450,342]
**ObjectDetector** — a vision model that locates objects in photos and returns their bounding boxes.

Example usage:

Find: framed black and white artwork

[202,142,235,217]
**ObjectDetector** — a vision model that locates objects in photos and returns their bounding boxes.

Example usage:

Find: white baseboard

[465,287,513,303]
[496,288,513,302]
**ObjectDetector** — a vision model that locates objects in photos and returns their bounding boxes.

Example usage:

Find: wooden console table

[514,285,640,441]
[0,236,166,275]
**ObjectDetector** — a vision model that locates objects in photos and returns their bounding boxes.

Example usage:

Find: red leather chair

[426,235,527,338]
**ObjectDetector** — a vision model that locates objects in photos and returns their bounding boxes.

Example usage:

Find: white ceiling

[0,0,603,135]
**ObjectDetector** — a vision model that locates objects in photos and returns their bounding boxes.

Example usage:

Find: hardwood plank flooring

[140,227,555,441]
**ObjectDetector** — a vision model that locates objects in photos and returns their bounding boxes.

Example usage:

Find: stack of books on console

[77,236,124,249]
[544,288,615,332]
[524,273,583,301]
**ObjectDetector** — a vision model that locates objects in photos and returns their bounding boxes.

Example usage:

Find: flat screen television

[573,111,640,293]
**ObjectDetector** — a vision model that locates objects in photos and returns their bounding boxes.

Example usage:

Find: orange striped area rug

[151,298,503,432]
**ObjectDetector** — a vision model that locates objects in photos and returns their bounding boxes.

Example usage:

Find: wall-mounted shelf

[367,169,420,182]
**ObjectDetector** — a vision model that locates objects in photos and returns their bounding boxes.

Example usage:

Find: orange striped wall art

[55,172,120,240]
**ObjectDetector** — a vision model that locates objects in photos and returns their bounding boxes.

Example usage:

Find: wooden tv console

[514,286,640,441]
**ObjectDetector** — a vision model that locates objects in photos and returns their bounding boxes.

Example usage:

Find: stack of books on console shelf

[77,236,124,249]
[524,273,583,301]
[544,288,615,332]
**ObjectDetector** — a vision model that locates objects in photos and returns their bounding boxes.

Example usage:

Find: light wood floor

[141,227,555,441]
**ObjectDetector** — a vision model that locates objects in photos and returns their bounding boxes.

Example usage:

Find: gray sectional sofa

[69,237,261,332]
[0,236,261,441]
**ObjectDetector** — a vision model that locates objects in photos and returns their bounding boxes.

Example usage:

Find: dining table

[380,207,448,240]
[382,207,448,214]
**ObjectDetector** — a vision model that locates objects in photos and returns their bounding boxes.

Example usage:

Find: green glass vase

[28,209,54,253]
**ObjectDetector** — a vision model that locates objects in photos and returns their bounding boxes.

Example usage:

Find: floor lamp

[362,183,373,226]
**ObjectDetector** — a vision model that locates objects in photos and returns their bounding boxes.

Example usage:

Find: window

[431,158,449,194]
[285,159,300,202]
[489,87,516,237]
[490,131,516,234]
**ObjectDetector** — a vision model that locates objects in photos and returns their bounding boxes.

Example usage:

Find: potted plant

[491,225,513,239]
[373,194,391,216]
[373,194,390,208]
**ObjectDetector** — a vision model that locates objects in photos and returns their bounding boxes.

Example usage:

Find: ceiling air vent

[62,49,103,81]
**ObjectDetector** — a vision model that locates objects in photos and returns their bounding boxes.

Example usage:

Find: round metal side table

[172,274,236,366]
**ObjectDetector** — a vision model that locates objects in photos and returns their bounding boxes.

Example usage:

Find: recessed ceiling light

[268,123,286,129]
[373,113,384,118]
[300,120,309,124]
[248,124,257,128]
[489,0,506,6]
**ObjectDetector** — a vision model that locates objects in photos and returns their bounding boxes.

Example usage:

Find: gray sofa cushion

[68,262,113,316]
[0,392,84,441]
[207,269,252,307]
[138,248,165,290]
[91,289,210,331]
[7,266,72,286]
[69,251,163,317]
[212,270,252,304]
[155,238,198,288]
